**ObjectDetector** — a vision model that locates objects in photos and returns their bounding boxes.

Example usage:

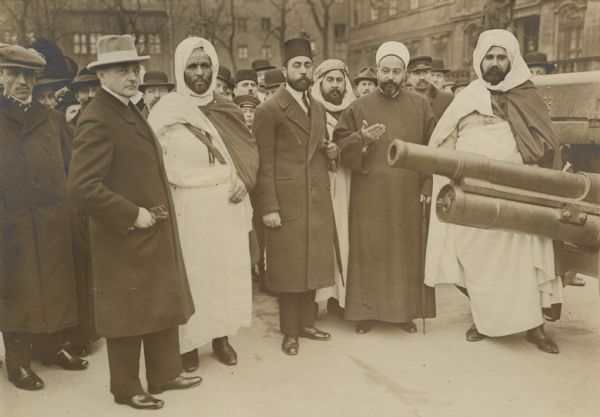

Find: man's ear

[233,87,239,96]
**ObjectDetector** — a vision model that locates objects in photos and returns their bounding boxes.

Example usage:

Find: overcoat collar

[274,86,325,160]
[0,95,50,135]
[95,88,154,142]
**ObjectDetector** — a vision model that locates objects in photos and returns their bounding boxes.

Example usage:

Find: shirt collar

[102,86,130,106]
[6,94,32,105]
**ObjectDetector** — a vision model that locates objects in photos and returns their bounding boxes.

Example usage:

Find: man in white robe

[425,29,563,354]
[149,38,257,370]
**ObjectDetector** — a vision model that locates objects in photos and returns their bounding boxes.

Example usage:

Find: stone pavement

[1,280,599,417]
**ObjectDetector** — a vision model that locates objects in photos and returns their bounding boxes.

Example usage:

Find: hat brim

[217,75,235,88]
[353,76,377,85]
[527,62,555,72]
[87,55,150,70]
[139,82,175,92]
[34,78,69,90]
[254,65,276,71]
[0,62,44,70]
[408,64,432,72]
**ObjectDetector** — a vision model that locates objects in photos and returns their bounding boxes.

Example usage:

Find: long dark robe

[333,89,437,322]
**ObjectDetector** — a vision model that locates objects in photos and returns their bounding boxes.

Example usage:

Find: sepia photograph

[0,0,599,416]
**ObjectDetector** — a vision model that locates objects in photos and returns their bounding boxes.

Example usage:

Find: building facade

[347,0,600,77]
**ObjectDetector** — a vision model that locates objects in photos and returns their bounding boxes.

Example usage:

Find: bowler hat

[235,69,258,84]
[524,51,555,73]
[0,43,46,70]
[234,94,260,108]
[70,67,100,89]
[252,59,275,72]
[353,66,377,85]
[217,65,234,88]
[263,68,285,89]
[87,35,150,70]
[139,70,175,92]
[407,55,432,72]
[283,38,312,64]
[431,58,450,73]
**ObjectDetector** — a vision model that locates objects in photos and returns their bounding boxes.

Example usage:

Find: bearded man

[334,41,437,335]
[310,59,354,314]
[149,38,258,371]
[425,29,563,354]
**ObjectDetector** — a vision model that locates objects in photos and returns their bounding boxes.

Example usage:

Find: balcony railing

[553,56,600,74]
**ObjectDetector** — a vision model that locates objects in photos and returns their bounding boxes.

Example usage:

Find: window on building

[89,33,102,55]
[261,17,271,31]
[389,0,398,15]
[410,0,419,9]
[557,6,584,60]
[134,34,146,54]
[237,17,248,32]
[238,45,249,59]
[149,34,161,54]
[261,45,272,59]
[73,33,88,55]
[334,23,346,40]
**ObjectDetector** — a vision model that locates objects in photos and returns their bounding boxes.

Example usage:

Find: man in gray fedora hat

[353,66,377,97]
[67,34,201,410]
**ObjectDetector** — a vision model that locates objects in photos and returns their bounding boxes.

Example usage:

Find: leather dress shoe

[326,297,344,316]
[356,320,375,334]
[8,366,44,390]
[212,337,238,365]
[299,326,331,341]
[42,349,88,370]
[526,327,559,354]
[148,375,202,394]
[281,335,299,355]
[181,348,199,373]
[114,393,164,410]
[465,324,486,342]
[67,343,90,357]
[399,321,417,333]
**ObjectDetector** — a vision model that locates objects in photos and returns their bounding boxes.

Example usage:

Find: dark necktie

[302,91,311,116]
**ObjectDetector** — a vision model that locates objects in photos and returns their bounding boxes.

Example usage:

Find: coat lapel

[23,101,50,135]
[96,89,154,143]
[0,96,27,127]
[275,86,310,136]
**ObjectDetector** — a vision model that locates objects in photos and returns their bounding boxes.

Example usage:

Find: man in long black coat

[0,44,88,391]
[67,35,201,410]
[252,38,338,356]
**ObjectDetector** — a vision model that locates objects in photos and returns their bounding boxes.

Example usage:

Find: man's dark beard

[482,65,508,86]
[287,76,311,92]
[379,80,401,97]
[184,72,211,94]
[323,88,343,105]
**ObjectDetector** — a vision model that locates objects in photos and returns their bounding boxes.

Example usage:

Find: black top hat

[139,70,175,92]
[353,66,378,85]
[407,55,432,72]
[263,68,286,89]
[234,94,260,108]
[431,58,450,73]
[217,65,234,88]
[283,38,312,64]
[235,69,258,84]
[252,59,275,72]
[70,67,100,89]
[524,51,555,73]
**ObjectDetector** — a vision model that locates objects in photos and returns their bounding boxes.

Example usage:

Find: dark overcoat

[427,84,454,121]
[252,86,335,292]
[0,96,78,333]
[67,89,194,338]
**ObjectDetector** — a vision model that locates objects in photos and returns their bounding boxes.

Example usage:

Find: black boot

[526,324,559,354]
[181,348,199,372]
[212,336,238,365]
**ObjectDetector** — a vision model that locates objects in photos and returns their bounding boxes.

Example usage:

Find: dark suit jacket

[67,88,194,338]
[252,86,335,292]
[427,84,454,121]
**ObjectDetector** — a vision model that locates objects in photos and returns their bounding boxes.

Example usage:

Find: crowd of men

[0,29,573,410]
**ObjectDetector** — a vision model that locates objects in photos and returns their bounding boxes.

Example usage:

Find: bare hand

[361,120,386,144]
[325,141,339,159]
[229,175,247,204]
[134,207,155,228]
[263,212,282,228]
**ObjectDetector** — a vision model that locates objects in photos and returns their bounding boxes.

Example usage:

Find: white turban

[473,29,531,92]
[375,41,410,67]
[173,37,219,106]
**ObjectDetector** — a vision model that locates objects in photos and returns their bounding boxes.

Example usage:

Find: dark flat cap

[235,69,258,84]
[353,66,377,85]
[283,38,312,64]
[431,58,450,73]
[407,55,432,72]
[524,51,555,73]
[234,94,260,108]
[139,70,175,92]
[252,59,275,71]
[0,43,46,70]
[263,68,286,89]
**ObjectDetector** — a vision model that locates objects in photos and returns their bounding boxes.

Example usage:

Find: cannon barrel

[387,139,600,205]
[436,184,600,249]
